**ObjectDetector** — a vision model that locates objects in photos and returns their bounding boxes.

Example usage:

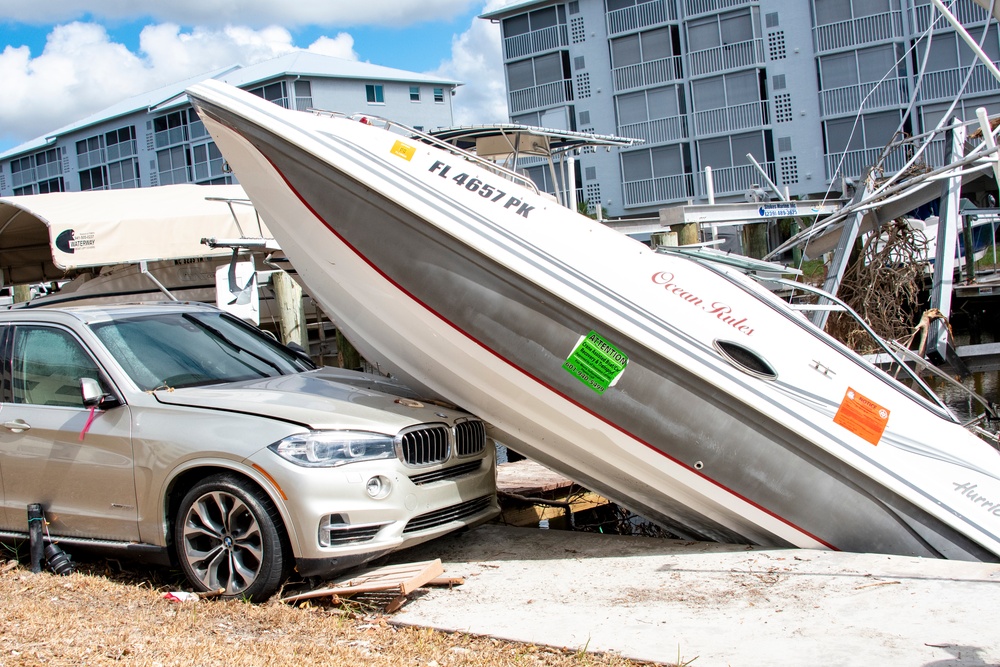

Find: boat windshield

[91,310,315,390]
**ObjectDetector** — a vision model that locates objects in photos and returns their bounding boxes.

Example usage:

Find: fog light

[365,475,391,499]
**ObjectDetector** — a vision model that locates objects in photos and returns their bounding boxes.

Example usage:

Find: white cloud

[0,0,479,28]
[0,22,359,150]
[433,1,509,126]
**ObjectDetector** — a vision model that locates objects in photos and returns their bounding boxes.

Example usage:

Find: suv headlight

[269,431,395,467]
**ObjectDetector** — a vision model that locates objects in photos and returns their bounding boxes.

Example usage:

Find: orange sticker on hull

[833,388,890,445]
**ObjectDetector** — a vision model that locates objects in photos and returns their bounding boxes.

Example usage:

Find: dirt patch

[0,558,662,666]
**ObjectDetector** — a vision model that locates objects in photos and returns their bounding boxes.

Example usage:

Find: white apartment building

[0,51,459,197]
[482,0,1000,218]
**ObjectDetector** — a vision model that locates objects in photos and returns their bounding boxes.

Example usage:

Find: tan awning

[0,184,268,285]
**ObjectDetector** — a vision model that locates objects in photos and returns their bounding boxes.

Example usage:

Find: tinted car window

[12,326,105,407]
[91,311,314,390]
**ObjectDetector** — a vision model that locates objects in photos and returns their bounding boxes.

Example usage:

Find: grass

[0,558,669,666]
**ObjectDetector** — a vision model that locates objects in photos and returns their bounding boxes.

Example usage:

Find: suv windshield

[91,311,315,390]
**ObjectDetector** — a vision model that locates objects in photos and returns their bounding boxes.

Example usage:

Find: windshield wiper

[182,314,284,376]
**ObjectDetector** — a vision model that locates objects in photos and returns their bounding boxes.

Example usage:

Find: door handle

[2,419,31,433]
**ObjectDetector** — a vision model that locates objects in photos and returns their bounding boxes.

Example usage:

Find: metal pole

[746,153,787,202]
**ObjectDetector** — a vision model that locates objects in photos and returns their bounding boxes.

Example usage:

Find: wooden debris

[280,559,448,609]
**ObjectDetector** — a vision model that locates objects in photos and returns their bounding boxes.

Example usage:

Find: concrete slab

[389,524,1000,666]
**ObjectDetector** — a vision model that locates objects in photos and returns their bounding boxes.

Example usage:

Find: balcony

[687,38,765,78]
[813,10,903,54]
[504,24,569,60]
[693,99,769,136]
[154,126,189,149]
[824,146,910,181]
[77,147,105,170]
[106,139,137,162]
[917,63,1000,102]
[10,167,36,189]
[606,0,676,37]
[819,77,910,117]
[696,162,776,196]
[913,0,990,33]
[509,79,574,114]
[613,56,684,91]
[618,115,688,144]
[684,0,755,19]
[623,173,694,207]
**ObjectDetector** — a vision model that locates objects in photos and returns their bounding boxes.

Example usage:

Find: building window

[249,81,289,109]
[294,80,313,110]
[410,86,421,101]
[192,142,230,184]
[104,126,137,163]
[37,177,64,194]
[366,84,385,104]
[107,159,139,189]
[187,109,208,141]
[79,166,107,191]
[433,88,445,103]
[156,146,190,185]
[76,136,104,169]
[153,111,189,149]
[11,148,64,191]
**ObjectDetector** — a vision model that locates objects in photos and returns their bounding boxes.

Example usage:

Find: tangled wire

[826,218,931,353]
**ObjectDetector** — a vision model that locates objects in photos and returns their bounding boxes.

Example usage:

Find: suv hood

[150,368,469,432]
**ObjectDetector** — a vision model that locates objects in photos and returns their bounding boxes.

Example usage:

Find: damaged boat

[186,79,1000,562]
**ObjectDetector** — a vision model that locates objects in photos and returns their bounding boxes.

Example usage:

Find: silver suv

[0,302,498,599]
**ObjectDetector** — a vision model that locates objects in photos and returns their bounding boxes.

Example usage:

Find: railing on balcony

[77,147,105,170]
[687,38,765,77]
[106,139,137,162]
[606,0,676,36]
[10,167,36,188]
[824,146,910,180]
[154,126,189,149]
[613,55,684,91]
[917,63,1000,101]
[913,0,989,33]
[509,79,574,114]
[684,0,755,18]
[813,10,903,53]
[623,173,694,207]
[504,24,569,60]
[618,115,688,144]
[696,162,776,196]
[693,100,769,136]
[819,77,910,116]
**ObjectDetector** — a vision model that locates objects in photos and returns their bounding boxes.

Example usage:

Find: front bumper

[246,447,498,578]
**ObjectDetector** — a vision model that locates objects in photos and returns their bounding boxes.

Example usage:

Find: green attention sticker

[562,331,629,394]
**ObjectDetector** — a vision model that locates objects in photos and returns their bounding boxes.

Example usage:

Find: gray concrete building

[481,0,1000,218]
[0,51,459,197]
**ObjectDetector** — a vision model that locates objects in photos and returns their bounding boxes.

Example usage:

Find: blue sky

[0,1,512,152]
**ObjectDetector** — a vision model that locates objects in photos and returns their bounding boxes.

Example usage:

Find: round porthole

[714,340,777,381]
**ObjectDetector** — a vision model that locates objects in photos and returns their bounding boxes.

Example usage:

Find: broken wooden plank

[280,559,444,604]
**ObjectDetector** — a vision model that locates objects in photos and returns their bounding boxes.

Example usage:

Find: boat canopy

[0,184,268,285]
[428,124,640,160]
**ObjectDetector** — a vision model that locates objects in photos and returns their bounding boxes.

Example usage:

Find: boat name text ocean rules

[652,271,755,336]
[428,161,535,218]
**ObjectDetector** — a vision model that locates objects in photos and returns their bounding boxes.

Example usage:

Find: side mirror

[80,377,119,409]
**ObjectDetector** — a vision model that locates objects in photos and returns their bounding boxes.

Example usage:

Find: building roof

[480,0,562,20]
[0,51,460,161]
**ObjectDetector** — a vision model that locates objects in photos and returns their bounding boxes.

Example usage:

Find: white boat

[186,79,1000,562]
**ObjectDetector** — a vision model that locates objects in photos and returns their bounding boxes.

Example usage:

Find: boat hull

[188,81,1000,561]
